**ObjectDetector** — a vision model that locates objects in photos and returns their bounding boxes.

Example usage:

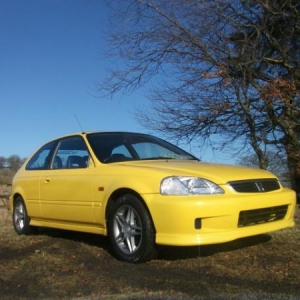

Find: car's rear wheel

[108,194,157,263]
[13,196,32,235]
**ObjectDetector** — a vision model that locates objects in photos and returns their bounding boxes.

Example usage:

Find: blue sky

[0,0,235,163]
[0,0,146,157]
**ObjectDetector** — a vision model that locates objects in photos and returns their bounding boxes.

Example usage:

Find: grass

[0,206,299,300]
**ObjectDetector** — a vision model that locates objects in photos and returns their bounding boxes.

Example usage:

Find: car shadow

[33,227,272,261]
[33,227,111,252]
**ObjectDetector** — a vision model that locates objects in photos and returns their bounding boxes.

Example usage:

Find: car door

[39,136,95,224]
[22,140,57,218]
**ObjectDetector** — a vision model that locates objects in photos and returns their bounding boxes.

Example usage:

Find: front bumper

[143,188,296,246]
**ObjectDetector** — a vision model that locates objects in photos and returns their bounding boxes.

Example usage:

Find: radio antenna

[74,114,84,132]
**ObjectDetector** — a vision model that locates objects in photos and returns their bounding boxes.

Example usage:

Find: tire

[13,196,32,235]
[108,194,157,263]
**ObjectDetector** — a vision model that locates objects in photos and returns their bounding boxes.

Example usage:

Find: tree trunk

[285,133,300,203]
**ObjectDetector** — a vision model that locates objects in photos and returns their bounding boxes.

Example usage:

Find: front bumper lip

[155,218,295,246]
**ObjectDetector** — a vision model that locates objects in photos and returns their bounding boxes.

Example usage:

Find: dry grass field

[0,201,299,300]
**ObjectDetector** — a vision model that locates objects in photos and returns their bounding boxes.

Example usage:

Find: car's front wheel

[108,194,157,263]
[13,196,32,235]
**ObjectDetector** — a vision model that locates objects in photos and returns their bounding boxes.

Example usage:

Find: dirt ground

[0,204,299,300]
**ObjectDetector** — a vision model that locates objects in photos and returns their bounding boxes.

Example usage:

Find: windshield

[86,132,198,163]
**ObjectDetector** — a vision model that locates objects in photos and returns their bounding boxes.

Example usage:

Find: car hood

[116,159,276,185]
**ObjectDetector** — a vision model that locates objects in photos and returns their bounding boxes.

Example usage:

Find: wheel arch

[105,188,156,233]
[12,193,24,208]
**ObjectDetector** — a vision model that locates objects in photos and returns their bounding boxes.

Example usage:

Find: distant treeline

[0,155,26,184]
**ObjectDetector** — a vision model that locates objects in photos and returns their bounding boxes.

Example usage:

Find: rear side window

[26,141,57,170]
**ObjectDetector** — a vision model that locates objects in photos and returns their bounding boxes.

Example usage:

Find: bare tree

[225,0,300,195]
[0,157,6,169]
[101,0,300,199]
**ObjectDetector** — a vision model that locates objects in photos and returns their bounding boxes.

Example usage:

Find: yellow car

[9,132,296,263]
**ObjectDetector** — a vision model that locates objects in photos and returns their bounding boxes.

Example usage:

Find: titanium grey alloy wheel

[13,196,31,235]
[113,205,142,254]
[108,194,157,263]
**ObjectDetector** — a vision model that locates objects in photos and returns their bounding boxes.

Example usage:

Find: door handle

[44,178,51,183]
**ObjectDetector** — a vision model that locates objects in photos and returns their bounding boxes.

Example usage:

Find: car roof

[55,131,146,139]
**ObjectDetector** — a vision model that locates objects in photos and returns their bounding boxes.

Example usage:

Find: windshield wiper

[141,156,176,160]
[141,156,199,160]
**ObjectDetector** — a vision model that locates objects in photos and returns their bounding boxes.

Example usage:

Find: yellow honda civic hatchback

[9,132,296,263]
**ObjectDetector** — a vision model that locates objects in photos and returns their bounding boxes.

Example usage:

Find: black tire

[108,194,157,263]
[13,196,32,235]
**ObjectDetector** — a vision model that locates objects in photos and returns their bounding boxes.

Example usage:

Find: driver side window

[51,137,90,169]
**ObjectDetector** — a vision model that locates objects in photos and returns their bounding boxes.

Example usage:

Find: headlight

[160,176,224,195]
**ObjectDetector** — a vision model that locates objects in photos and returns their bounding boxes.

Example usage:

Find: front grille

[238,205,288,227]
[228,179,280,193]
